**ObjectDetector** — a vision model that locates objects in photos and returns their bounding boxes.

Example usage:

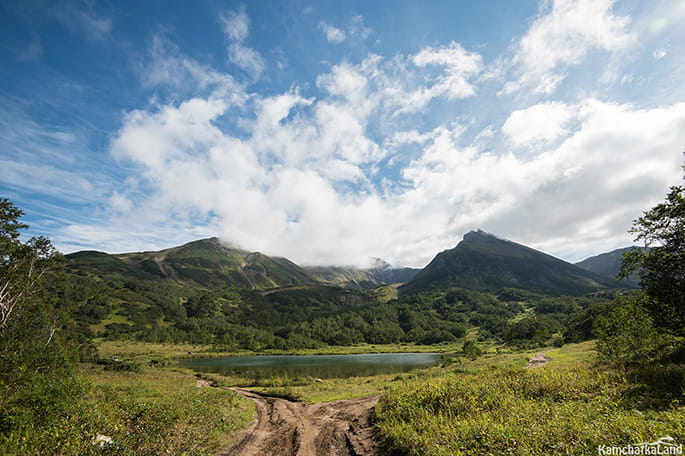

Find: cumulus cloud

[502,102,576,147]
[220,8,265,78]
[502,0,634,94]
[54,5,685,268]
[412,42,483,101]
[106,48,685,267]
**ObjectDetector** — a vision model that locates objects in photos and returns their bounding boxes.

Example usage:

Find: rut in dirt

[222,388,382,456]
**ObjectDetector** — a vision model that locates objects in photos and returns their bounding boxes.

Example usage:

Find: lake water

[181,352,441,379]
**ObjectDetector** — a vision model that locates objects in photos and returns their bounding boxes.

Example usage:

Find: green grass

[375,342,685,456]
[86,340,684,456]
[1,365,253,456]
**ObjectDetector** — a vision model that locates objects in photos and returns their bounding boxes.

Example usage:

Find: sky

[1,0,684,268]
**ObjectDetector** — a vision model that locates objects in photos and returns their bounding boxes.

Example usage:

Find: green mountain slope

[66,250,151,281]
[65,238,317,290]
[575,247,644,286]
[400,230,623,295]
[65,238,418,291]
[114,238,318,289]
[305,261,419,289]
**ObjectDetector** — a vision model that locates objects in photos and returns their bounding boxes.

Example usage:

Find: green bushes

[594,294,685,366]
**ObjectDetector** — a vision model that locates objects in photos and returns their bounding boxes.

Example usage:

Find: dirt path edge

[221,387,382,456]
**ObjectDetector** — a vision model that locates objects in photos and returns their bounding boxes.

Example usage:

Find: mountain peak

[401,231,622,295]
[463,229,499,241]
[370,257,392,271]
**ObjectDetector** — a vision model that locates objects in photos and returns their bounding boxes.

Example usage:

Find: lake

[181,352,441,379]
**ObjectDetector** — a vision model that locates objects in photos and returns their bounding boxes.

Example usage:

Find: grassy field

[375,341,685,456]
[20,339,676,455]
[1,364,253,456]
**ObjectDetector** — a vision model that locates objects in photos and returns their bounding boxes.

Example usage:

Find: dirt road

[222,388,381,456]
[525,351,551,368]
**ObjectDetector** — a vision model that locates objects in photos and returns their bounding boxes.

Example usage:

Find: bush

[594,295,681,366]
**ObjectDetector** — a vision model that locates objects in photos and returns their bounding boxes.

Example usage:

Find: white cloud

[221,8,249,42]
[46,8,684,268]
[502,102,576,147]
[143,35,246,101]
[502,0,634,94]
[220,8,265,78]
[227,44,266,78]
[412,42,483,101]
[350,15,372,39]
[653,48,667,59]
[318,15,372,44]
[105,61,685,267]
[319,21,346,43]
[620,73,634,86]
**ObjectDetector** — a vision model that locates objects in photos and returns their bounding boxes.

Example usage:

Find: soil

[525,351,551,368]
[222,388,382,456]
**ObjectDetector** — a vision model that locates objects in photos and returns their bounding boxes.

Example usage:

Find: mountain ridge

[66,237,419,290]
[575,246,645,286]
[400,230,626,295]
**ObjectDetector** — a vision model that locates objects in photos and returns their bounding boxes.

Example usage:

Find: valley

[62,230,634,352]
[3,221,683,455]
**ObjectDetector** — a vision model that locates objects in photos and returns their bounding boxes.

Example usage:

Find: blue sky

[1,0,684,268]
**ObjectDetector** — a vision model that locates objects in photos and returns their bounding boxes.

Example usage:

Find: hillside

[400,230,623,295]
[66,237,417,291]
[67,238,317,289]
[575,246,643,286]
[305,259,419,289]
[116,238,318,289]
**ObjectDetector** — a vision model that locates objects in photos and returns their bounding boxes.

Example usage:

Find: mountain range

[65,231,636,296]
[66,237,420,290]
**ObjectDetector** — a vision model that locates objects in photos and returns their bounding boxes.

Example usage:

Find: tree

[0,198,62,328]
[462,340,482,359]
[594,295,661,365]
[620,183,685,336]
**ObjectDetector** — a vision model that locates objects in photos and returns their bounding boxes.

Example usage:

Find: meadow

[1,363,252,456]
[375,341,685,456]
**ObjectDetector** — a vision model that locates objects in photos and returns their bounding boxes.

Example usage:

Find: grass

[82,339,684,455]
[1,364,253,456]
[375,341,685,456]
[80,365,253,454]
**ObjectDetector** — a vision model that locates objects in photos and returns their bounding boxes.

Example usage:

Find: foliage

[594,294,684,366]
[620,184,685,337]
[462,340,482,359]
[58,255,629,351]
[597,171,685,366]
[0,198,63,328]
[0,198,97,454]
